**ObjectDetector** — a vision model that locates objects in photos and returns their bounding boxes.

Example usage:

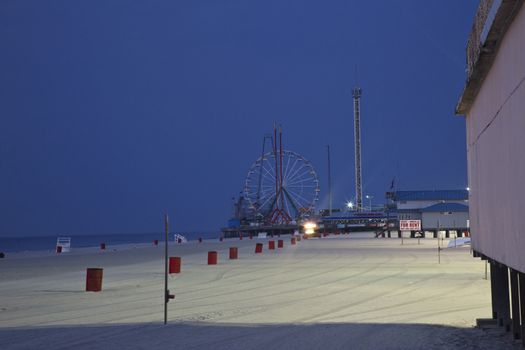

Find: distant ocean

[0,231,220,253]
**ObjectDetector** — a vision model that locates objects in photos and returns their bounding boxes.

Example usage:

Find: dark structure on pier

[385,190,470,238]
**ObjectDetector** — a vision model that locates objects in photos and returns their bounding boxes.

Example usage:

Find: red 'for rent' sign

[399,220,421,231]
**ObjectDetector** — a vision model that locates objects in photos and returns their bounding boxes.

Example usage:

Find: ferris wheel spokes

[244,147,320,222]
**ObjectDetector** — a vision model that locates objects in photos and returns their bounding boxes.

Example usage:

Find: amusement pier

[222,90,470,239]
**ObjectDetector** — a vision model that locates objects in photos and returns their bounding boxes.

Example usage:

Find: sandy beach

[0,234,519,349]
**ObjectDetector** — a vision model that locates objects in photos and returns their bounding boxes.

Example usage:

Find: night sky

[0,1,478,236]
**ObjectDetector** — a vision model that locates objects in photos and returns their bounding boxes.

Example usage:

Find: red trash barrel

[56,246,62,253]
[100,243,106,250]
[268,240,275,250]
[169,257,181,274]
[291,237,296,245]
[86,268,103,292]
[255,243,263,253]
[208,251,218,265]
[229,247,238,260]
[278,239,284,248]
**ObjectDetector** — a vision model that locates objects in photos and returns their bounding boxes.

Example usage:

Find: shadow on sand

[0,321,518,350]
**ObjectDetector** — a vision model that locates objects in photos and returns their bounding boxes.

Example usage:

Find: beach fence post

[164,213,175,325]
[437,230,441,264]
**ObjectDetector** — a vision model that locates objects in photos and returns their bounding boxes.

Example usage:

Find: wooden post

[490,261,498,320]
[502,265,511,332]
[518,272,525,347]
[496,264,511,331]
[164,213,169,325]
[510,269,520,339]
[437,230,441,264]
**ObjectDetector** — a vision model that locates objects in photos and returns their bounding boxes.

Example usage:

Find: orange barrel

[100,243,106,250]
[268,240,275,250]
[278,239,284,248]
[56,246,62,253]
[86,268,103,292]
[208,251,218,265]
[153,239,159,246]
[169,257,181,273]
[291,237,296,245]
[255,243,263,253]
[229,247,238,260]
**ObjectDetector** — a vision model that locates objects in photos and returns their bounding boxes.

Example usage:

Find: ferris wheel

[243,150,320,222]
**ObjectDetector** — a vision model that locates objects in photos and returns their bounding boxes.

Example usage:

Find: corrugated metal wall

[422,212,469,230]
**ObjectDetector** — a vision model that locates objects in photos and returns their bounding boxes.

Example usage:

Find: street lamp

[346,201,354,210]
[366,195,374,211]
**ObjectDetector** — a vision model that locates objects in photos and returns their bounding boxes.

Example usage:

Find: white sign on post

[399,220,421,231]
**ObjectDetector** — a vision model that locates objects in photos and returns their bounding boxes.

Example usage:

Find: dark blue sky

[0,1,478,236]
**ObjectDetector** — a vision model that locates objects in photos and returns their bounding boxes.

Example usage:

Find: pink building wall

[467,5,525,272]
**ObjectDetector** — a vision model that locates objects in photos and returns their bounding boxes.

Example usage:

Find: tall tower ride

[352,87,363,211]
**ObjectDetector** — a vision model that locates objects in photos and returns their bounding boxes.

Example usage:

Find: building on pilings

[456,0,525,341]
